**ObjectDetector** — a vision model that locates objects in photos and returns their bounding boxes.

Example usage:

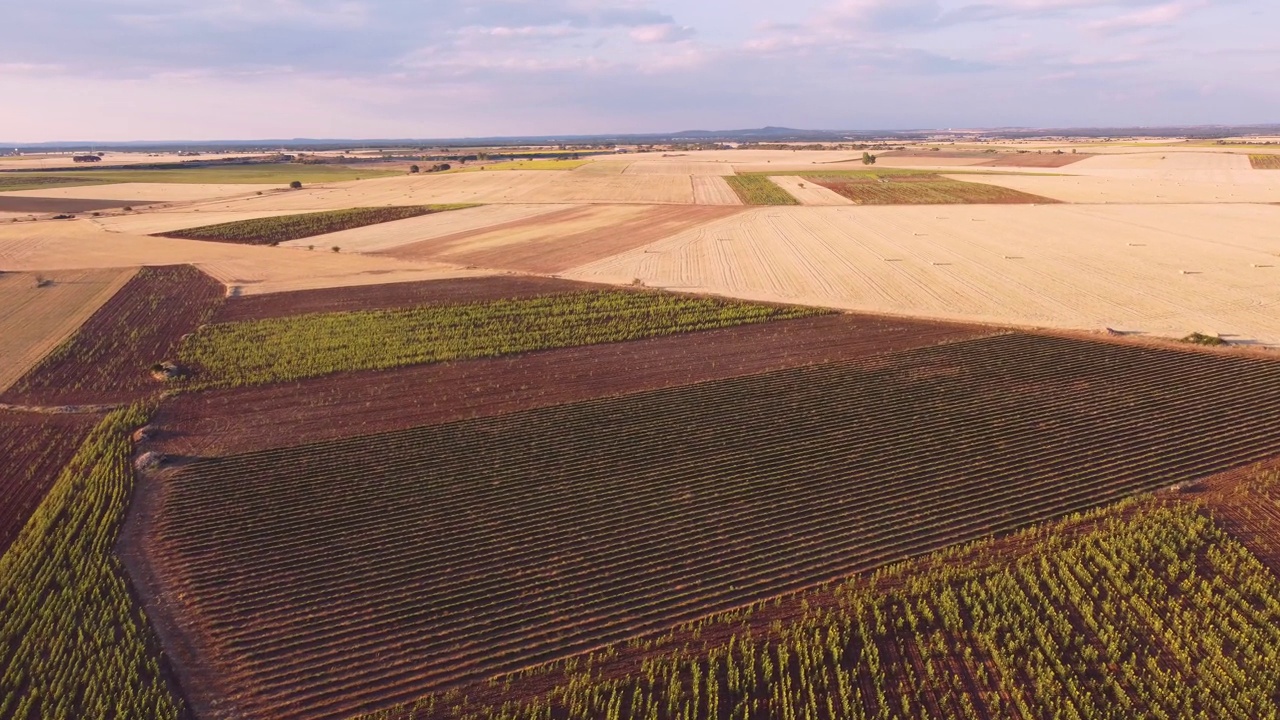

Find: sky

[1,0,1277,141]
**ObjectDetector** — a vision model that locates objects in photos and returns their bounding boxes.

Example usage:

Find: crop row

[723,176,800,205]
[157,204,475,245]
[1249,154,1280,170]
[146,333,1280,719]
[0,411,98,554]
[0,264,225,406]
[807,174,1055,205]
[178,290,823,389]
[0,406,184,720]
[391,502,1280,720]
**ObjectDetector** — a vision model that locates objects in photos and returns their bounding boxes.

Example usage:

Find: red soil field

[135,333,1280,720]
[212,275,609,323]
[0,410,99,553]
[976,153,1092,168]
[0,265,225,406]
[149,313,987,457]
[379,205,742,273]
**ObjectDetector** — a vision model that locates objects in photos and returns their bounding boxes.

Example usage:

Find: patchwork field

[768,175,854,205]
[0,182,279,204]
[0,265,225,405]
[1253,154,1280,169]
[136,333,1280,719]
[808,173,1057,205]
[156,205,473,245]
[0,411,100,554]
[276,204,575,252]
[566,203,1280,346]
[379,204,743,272]
[0,267,138,393]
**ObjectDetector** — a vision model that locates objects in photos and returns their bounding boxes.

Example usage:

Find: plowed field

[0,411,99,553]
[138,333,1280,720]
[0,267,138,393]
[812,174,1057,204]
[379,205,742,273]
[0,265,225,405]
[150,313,985,457]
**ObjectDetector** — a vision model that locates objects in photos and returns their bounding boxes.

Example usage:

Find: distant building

[72,155,102,163]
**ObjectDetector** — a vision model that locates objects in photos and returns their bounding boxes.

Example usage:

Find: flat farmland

[977,152,1092,168]
[768,175,855,205]
[0,267,138,393]
[0,265,225,405]
[0,195,164,214]
[622,161,735,176]
[0,411,99,553]
[809,174,1057,205]
[0,182,280,203]
[566,203,1280,347]
[0,219,482,295]
[690,176,743,205]
[155,205,472,245]
[1253,154,1280,169]
[379,204,742,273]
[277,204,575,252]
[137,333,1280,720]
[211,275,603,323]
[150,313,986,457]
[92,209,324,236]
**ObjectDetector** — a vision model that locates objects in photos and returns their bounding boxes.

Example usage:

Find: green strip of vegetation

[158,204,476,245]
[179,291,825,388]
[0,175,120,193]
[0,406,184,720]
[723,175,800,205]
[8,163,399,186]
[378,499,1280,719]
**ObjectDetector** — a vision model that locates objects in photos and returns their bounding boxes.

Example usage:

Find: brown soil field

[812,174,1057,205]
[148,313,985,458]
[1252,155,1280,169]
[379,205,743,273]
[276,204,576,252]
[976,153,1092,168]
[0,267,139,393]
[135,333,1280,719]
[211,275,608,323]
[0,265,225,406]
[0,410,100,554]
[0,196,163,214]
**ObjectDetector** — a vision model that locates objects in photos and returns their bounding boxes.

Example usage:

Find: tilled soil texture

[0,196,162,214]
[379,205,743,273]
[812,174,1058,205]
[0,410,100,554]
[212,275,610,323]
[150,313,985,457]
[0,265,225,406]
[977,153,1092,168]
[1251,154,1280,170]
[138,334,1280,720]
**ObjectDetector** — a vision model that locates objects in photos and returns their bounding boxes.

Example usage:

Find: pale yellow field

[0,182,279,203]
[767,176,852,206]
[951,170,1280,204]
[0,220,486,295]
[0,266,138,392]
[565,203,1280,347]
[691,176,743,205]
[623,161,735,176]
[279,204,577,252]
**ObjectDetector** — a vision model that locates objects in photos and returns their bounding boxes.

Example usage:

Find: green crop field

[2,163,398,186]
[0,406,184,720]
[1250,155,1280,169]
[157,205,475,245]
[392,499,1280,720]
[723,175,800,205]
[0,175,118,193]
[178,291,822,388]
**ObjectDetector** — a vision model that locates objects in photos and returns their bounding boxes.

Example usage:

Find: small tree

[331,246,340,253]
[289,180,303,189]
[409,164,420,173]
[862,152,877,166]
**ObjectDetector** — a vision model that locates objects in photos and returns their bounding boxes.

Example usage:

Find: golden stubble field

[564,203,1280,347]
[0,267,138,392]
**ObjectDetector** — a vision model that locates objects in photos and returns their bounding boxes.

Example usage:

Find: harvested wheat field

[380,204,742,273]
[977,152,1093,168]
[690,176,743,205]
[566,203,1280,346]
[811,174,1057,205]
[0,219,485,295]
[623,161,735,176]
[91,210,323,236]
[278,204,575,252]
[0,182,280,204]
[951,170,1280,204]
[0,267,138,393]
[767,176,854,205]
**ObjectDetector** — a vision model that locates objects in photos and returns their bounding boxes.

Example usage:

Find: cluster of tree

[408,163,451,174]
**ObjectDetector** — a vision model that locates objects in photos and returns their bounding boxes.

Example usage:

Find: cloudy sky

[1,0,1276,141]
